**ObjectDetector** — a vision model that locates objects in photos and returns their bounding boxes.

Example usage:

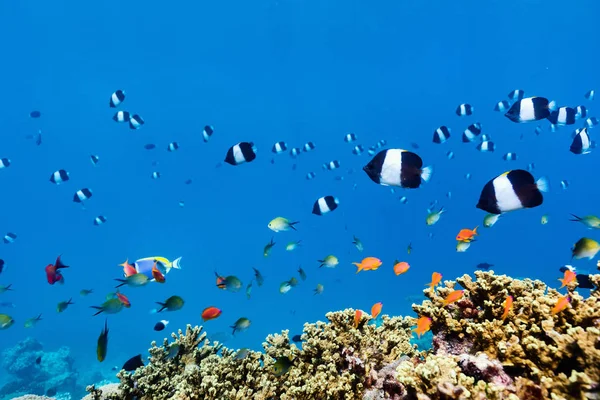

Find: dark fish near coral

[154,320,169,331]
[122,354,144,371]
[576,274,596,289]
[273,356,293,376]
[156,295,184,312]
[36,355,42,364]
[46,388,57,397]
[234,348,250,360]
[97,319,109,362]
[291,334,302,343]
[476,263,494,271]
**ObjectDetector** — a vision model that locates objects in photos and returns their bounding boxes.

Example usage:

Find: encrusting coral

[85,271,600,400]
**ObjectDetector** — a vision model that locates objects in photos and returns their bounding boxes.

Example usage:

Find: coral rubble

[87,271,600,400]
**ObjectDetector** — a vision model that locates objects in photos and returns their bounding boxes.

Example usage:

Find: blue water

[0,0,599,396]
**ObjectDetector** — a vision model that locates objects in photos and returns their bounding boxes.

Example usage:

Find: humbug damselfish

[363,149,432,189]
[476,170,548,214]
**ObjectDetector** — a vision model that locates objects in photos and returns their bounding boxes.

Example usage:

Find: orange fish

[116,292,131,308]
[215,272,226,289]
[120,259,137,277]
[443,290,464,306]
[413,316,432,338]
[201,306,222,321]
[551,295,570,315]
[354,309,362,328]
[456,226,478,242]
[353,257,382,273]
[152,262,165,283]
[426,272,442,290]
[371,302,383,319]
[393,261,410,276]
[501,295,513,320]
[558,270,577,289]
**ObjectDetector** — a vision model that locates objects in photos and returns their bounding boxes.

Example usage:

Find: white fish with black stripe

[272,141,288,154]
[113,111,130,123]
[352,145,364,155]
[129,114,145,129]
[305,172,316,180]
[303,142,316,152]
[456,103,474,116]
[93,216,107,226]
[548,107,577,131]
[505,97,556,123]
[584,90,595,101]
[0,158,10,169]
[560,180,569,190]
[312,195,339,215]
[50,169,70,184]
[507,89,525,102]
[344,133,357,143]
[323,160,340,170]
[462,123,482,142]
[476,169,548,214]
[586,117,599,128]
[290,148,301,158]
[167,142,179,152]
[432,126,451,144]
[3,233,16,244]
[477,141,495,152]
[73,188,92,204]
[570,127,593,155]
[202,125,214,142]
[502,153,517,161]
[575,106,587,120]
[494,100,510,113]
[224,142,257,166]
[363,149,432,189]
[109,90,125,108]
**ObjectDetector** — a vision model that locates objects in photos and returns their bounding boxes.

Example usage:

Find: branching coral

[86,271,600,400]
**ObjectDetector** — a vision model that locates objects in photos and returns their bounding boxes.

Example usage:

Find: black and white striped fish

[432,126,451,144]
[505,97,556,123]
[224,142,257,166]
[50,169,70,184]
[312,196,339,215]
[109,90,125,108]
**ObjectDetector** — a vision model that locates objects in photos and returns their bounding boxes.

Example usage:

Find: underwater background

[0,0,599,398]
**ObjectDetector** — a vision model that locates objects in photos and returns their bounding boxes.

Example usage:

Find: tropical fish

[57,299,74,313]
[24,314,42,328]
[264,238,276,257]
[273,356,293,376]
[353,257,382,273]
[234,348,250,360]
[477,170,548,214]
[122,354,144,372]
[558,270,577,288]
[156,296,184,312]
[371,302,383,319]
[0,284,12,294]
[552,295,570,315]
[288,277,299,287]
[80,289,93,296]
[0,314,14,329]
[45,255,69,285]
[154,320,169,331]
[134,256,182,279]
[314,284,324,295]
[570,214,600,229]
[268,217,299,232]
[279,281,292,294]
[427,272,442,290]
[352,236,364,252]
[91,298,124,316]
[119,259,137,277]
[456,227,478,242]
[443,290,464,306]
[456,241,471,252]
[286,241,302,251]
[571,238,600,260]
[97,319,109,362]
[318,255,339,268]
[116,292,131,308]
[231,317,251,335]
[354,310,362,328]
[476,263,494,271]
[115,273,149,288]
[504,97,556,123]
[152,262,166,283]
[483,214,500,228]
[393,261,410,276]
[202,306,222,322]
[166,344,180,360]
[541,215,549,225]
[220,276,242,292]
[426,207,445,226]
[413,316,432,338]
[501,296,513,320]
[253,268,264,286]
[298,267,307,281]
[363,149,433,189]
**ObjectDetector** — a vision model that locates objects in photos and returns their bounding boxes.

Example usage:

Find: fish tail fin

[421,165,433,183]
[536,176,550,192]
[90,306,104,316]
[119,259,129,267]
[67,298,74,305]
[569,214,582,222]
[56,255,69,269]
[170,257,183,270]
[353,263,363,273]
[473,226,479,235]
[289,221,300,231]
[548,100,557,111]
[36,314,42,321]
[114,279,126,288]
[156,302,166,312]
[5,284,12,291]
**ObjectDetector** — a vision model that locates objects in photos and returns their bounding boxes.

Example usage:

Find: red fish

[120,259,137,277]
[45,255,69,285]
[116,292,131,308]
[201,306,222,321]
[215,271,226,289]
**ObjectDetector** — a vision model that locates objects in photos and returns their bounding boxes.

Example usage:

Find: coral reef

[86,271,600,400]
[0,337,78,400]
